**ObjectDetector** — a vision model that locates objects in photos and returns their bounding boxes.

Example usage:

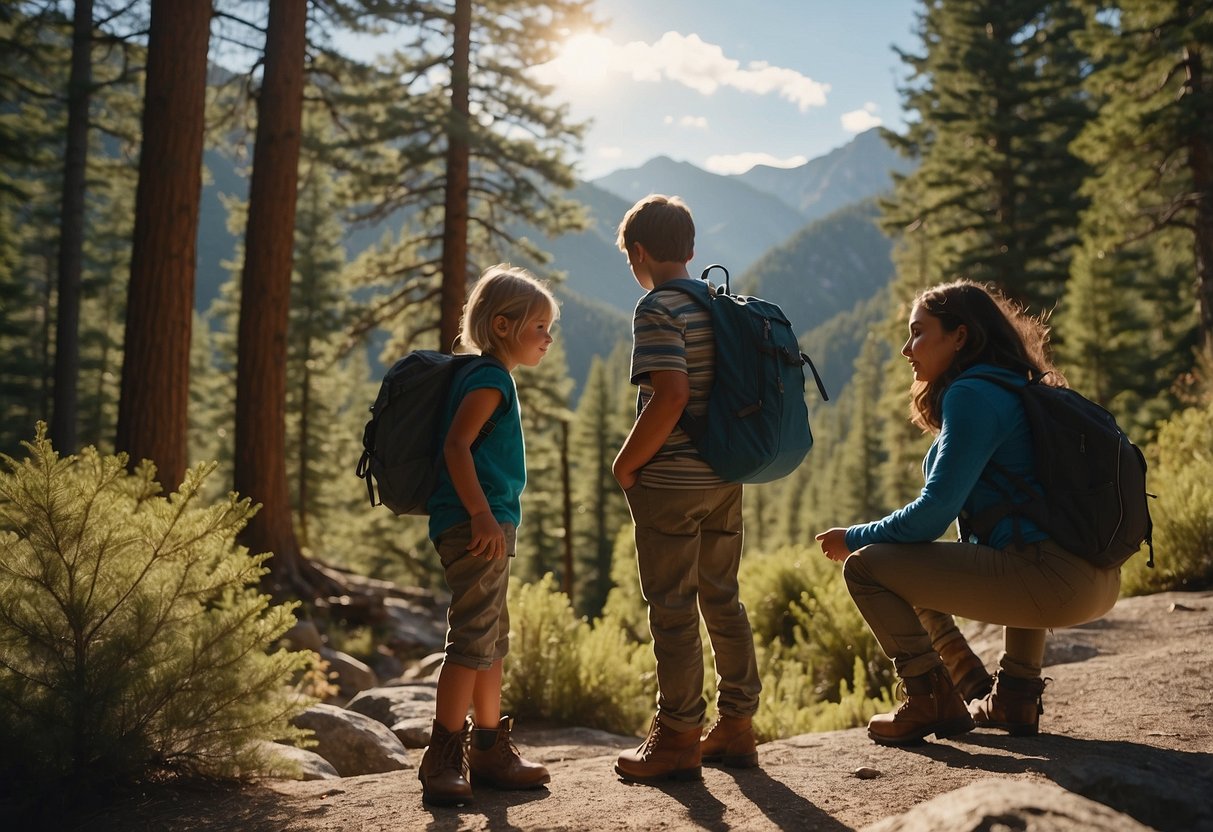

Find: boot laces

[437,727,469,778]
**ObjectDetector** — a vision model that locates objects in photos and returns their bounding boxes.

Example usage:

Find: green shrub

[1122,401,1213,595]
[741,546,892,704]
[0,426,315,789]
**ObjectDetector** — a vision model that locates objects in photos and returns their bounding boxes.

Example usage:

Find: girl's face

[500,311,554,369]
[902,305,966,384]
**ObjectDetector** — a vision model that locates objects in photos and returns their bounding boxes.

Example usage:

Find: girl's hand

[815,528,851,563]
[468,511,506,560]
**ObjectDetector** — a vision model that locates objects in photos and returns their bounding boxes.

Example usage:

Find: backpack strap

[451,354,510,452]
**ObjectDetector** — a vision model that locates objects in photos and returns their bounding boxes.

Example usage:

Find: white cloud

[597,146,623,160]
[841,102,883,133]
[664,114,709,129]
[535,31,829,112]
[705,151,808,176]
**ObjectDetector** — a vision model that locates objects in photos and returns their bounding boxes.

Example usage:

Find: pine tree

[329,0,594,350]
[116,0,212,489]
[882,0,1094,310]
[568,348,631,614]
[1069,0,1212,357]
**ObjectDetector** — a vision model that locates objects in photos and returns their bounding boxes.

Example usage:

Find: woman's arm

[844,383,1006,550]
[443,386,506,559]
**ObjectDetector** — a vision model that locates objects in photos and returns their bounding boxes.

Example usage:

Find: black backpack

[651,265,828,483]
[960,372,1154,569]
[356,350,500,515]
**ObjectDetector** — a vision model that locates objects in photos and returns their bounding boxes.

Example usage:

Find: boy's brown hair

[615,194,695,263]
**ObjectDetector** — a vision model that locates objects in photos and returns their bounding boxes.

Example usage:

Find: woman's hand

[815,528,852,563]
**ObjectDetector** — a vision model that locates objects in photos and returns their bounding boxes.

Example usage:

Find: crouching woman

[815,280,1120,746]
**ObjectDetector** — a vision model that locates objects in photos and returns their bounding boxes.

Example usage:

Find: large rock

[861,779,1153,832]
[291,703,411,777]
[345,683,439,749]
[254,741,340,781]
[381,597,447,653]
[318,647,378,701]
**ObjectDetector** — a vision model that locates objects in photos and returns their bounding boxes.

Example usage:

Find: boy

[611,194,762,783]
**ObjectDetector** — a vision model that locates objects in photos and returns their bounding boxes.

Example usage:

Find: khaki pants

[624,482,761,732]
[434,521,516,670]
[843,539,1120,679]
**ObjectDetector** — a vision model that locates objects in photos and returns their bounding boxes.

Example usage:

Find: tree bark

[50,0,94,453]
[438,0,471,353]
[115,0,210,488]
[1186,43,1213,358]
[234,0,311,595]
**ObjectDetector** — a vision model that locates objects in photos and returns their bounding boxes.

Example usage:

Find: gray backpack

[356,350,499,515]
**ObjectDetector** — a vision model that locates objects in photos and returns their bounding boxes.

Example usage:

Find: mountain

[592,157,807,277]
[739,199,894,333]
[736,199,896,395]
[734,128,914,224]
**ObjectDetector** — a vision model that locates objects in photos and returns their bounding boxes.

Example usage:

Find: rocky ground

[58,590,1213,831]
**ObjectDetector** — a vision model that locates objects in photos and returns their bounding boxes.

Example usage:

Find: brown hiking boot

[418,720,472,807]
[701,714,758,768]
[615,714,702,784]
[467,716,551,790]
[867,664,975,747]
[937,638,993,703]
[969,670,1047,736]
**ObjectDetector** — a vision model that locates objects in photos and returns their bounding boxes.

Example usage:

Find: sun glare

[545,32,616,90]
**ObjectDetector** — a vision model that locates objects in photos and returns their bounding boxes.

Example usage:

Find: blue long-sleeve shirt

[845,364,1047,552]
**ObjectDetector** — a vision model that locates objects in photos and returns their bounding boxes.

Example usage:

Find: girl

[815,280,1121,746]
[418,265,557,806]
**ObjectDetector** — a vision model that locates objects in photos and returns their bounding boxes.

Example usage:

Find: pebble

[853,766,881,779]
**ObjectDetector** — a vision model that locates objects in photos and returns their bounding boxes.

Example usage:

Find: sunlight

[537,32,617,91]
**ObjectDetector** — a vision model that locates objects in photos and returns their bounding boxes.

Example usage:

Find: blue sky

[535,0,921,179]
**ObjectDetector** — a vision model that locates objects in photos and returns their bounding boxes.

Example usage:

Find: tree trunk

[560,419,573,596]
[50,0,93,453]
[1186,43,1213,358]
[115,0,210,488]
[439,0,472,354]
[234,0,312,596]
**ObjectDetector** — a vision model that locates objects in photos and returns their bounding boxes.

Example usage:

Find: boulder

[253,740,340,781]
[291,703,411,777]
[318,647,378,700]
[345,683,439,749]
[860,778,1153,832]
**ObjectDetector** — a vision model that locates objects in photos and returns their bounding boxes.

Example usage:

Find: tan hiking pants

[624,481,761,732]
[843,538,1121,679]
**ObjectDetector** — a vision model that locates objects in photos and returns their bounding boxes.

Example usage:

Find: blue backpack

[652,265,828,483]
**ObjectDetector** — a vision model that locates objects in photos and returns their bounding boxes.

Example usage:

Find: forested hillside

[2,0,1211,802]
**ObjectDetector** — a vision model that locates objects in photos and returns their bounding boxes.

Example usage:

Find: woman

[816,280,1121,747]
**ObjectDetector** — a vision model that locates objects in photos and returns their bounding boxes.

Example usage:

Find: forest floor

[44,589,1213,831]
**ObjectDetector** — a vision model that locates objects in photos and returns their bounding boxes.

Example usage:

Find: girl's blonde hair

[457,264,559,357]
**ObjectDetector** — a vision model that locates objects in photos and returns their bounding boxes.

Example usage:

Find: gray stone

[860,779,1153,832]
[291,703,411,777]
[319,647,378,701]
[282,620,325,654]
[382,596,447,652]
[254,740,340,781]
[345,683,438,727]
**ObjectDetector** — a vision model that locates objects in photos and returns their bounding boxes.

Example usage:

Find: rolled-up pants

[843,539,1120,679]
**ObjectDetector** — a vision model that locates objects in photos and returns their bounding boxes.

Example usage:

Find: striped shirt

[630,283,725,488]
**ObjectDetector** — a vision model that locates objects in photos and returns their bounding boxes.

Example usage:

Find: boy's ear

[630,242,647,263]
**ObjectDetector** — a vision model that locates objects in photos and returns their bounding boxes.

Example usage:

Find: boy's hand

[815,528,851,562]
[613,462,638,490]
[468,511,506,560]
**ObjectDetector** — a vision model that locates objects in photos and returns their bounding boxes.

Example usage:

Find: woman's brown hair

[908,280,1063,432]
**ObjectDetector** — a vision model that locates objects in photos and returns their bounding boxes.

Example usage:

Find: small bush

[0,426,315,789]
[502,573,655,734]
[1122,401,1213,595]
